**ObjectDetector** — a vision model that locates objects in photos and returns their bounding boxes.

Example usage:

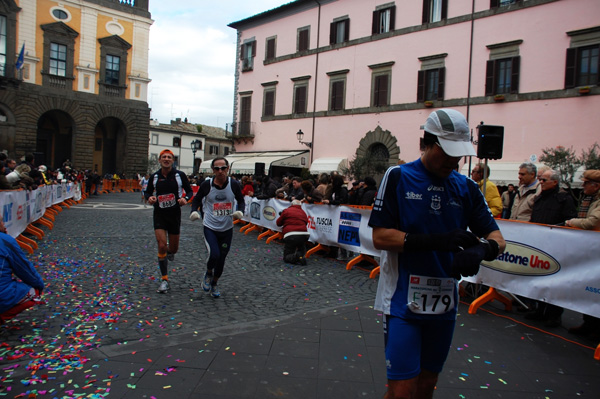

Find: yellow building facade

[0,0,152,175]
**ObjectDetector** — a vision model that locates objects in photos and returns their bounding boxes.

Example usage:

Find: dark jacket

[530,186,576,225]
[276,205,308,237]
[359,186,377,206]
[256,177,278,199]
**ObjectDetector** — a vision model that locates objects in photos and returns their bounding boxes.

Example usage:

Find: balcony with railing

[41,72,74,90]
[226,121,255,143]
[100,82,127,98]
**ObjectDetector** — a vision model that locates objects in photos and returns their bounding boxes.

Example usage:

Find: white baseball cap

[423,109,476,157]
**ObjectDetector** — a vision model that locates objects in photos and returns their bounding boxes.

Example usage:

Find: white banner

[242,197,379,257]
[0,183,76,238]
[242,198,600,317]
[464,220,600,318]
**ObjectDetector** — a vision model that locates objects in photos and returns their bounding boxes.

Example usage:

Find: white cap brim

[438,137,476,157]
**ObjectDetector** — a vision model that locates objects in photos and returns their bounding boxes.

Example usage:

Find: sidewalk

[1,192,599,398]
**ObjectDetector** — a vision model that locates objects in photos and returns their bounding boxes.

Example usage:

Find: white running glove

[232,211,243,220]
[189,211,200,221]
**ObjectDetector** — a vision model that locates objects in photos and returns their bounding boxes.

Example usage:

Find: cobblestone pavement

[1,192,379,395]
[3,192,600,399]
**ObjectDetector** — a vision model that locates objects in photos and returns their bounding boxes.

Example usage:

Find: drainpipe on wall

[466,0,476,175]
[309,0,322,165]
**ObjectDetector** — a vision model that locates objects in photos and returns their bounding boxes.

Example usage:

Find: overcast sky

[147,1,287,129]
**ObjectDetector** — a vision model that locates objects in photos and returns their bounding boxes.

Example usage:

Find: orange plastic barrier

[16,237,33,254]
[25,225,44,240]
[468,287,512,314]
[17,234,37,250]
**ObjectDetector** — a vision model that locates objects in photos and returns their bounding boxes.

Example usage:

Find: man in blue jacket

[0,213,45,323]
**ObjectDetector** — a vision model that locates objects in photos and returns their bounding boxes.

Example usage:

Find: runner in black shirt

[144,149,193,293]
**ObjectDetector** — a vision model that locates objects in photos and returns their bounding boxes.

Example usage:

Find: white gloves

[189,211,200,221]
[232,211,243,220]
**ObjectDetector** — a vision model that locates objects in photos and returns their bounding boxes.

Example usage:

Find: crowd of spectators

[0,150,138,194]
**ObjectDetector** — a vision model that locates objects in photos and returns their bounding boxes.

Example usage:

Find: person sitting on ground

[0,212,45,324]
[276,200,310,265]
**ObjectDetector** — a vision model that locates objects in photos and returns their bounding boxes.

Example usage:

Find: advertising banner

[0,183,75,238]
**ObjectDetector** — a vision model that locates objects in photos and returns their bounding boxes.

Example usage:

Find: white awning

[199,153,263,174]
[229,151,308,175]
[309,157,348,175]
[459,162,585,187]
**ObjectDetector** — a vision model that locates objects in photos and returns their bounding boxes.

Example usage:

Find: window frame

[490,0,521,8]
[262,87,276,117]
[241,40,256,72]
[98,35,131,97]
[41,22,78,89]
[329,77,346,111]
[297,26,310,52]
[151,134,158,145]
[422,0,447,24]
[485,56,520,95]
[417,67,445,102]
[565,44,600,88]
[265,36,276,61]
[372,5,396,35]
[293,82,309,114]
[330,17,350,45]
[239,94,252,136]
[371,69,392,107]
[105,54,120,85]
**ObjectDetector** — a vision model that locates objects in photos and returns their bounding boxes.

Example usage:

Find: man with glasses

[190,157,245,298]
[369,109,505,399]
[510,162,542,221]
[145,149,194,293]
[470,163,502,217]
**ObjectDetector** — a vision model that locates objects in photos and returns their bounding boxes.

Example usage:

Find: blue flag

[15,43,24,70]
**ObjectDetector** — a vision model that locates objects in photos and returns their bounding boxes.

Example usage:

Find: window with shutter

[330,80,345,111]
[263,89,275,117]
[294,85,307,114]
[373,73,390,107]
[241,41,256,71]
[240,96,252,135]
[372,6,395,35]
[422,0,447,24]
[330,18,350,44]
[265,37,276,61]
[298,28,310,52]
[417,67,445,101]
[485,57,520,95]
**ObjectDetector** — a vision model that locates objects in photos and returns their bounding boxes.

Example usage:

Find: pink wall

[232,0,600,171]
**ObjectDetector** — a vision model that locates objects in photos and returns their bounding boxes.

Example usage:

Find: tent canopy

[309,157,348,175]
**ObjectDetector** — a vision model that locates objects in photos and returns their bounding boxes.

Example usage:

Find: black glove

[404,229,479,253]
[450,238,500,278]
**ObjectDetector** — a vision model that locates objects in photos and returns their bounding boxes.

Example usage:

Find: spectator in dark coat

[359,177,378,206]
[300,180,323,203]
[255,175,278,199]
[323,174,348,205]
[526,169,576,327]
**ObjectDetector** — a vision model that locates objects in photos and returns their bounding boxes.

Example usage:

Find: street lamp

[190,139,201,175]
[296,129,312,148]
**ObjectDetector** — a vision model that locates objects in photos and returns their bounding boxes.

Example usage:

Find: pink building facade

[228,0,600,184]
